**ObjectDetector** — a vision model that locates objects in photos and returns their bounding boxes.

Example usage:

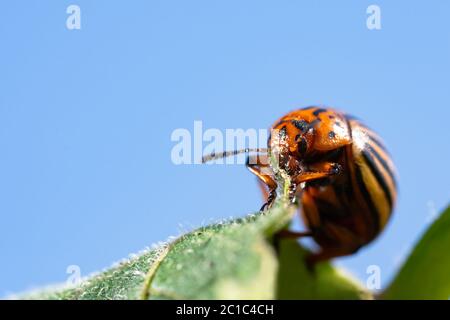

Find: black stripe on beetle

[365,143,397,187]
[368,132,390,154]
[362,147,393,209]
[353,161,381,235]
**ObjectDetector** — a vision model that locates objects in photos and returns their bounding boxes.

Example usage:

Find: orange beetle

[203,106,397,265]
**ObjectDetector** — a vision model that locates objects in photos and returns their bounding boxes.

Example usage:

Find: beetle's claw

[260,190,277,212]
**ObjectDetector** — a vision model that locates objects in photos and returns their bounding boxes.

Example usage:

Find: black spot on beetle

[328,131,336,139]
[312,108,327,116]
[292,120,308,132]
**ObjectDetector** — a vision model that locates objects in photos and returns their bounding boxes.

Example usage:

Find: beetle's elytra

[203,106,397,265]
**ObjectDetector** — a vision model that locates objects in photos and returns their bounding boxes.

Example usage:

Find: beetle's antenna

[202,148,267,163]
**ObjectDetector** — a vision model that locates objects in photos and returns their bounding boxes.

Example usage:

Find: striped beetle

[203,107,397,265]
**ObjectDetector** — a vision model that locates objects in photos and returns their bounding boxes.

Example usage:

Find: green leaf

[16,248,162,300]
[277,239,371,300]
[13,201,369,300]
[382,205,450,300]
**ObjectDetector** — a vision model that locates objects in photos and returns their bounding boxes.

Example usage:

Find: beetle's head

[269,119,316,175]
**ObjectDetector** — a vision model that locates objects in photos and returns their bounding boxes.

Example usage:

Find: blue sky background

[1,1,449,295]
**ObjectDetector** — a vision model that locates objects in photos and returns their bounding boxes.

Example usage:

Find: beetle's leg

[294,161,341,184]
[246,155,277,211]
[256,179,269,201]
[288,183,298,204]
[273,229,314,257]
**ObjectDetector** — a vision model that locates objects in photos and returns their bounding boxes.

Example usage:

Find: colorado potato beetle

[203,106,397,265]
